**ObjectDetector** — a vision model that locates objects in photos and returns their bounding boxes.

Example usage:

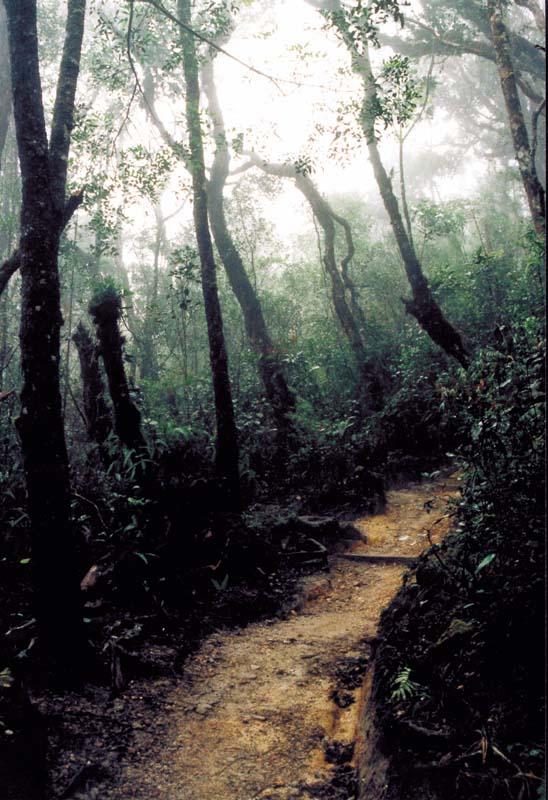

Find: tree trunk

[297,174,385,410]
[3,0,88,674]
[89,286,148,461]
[178,0,240,509]
[488,0,545,237]
[238,153,384,410]
[72,321,112,451]
[139,204,163,382]
[0,190,83,299]
[346,25,469,368]
[201,56,297,435]
[305,0,469,367]
[0,5,11,172]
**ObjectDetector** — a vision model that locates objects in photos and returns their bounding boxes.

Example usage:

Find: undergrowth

[372,320,545,800]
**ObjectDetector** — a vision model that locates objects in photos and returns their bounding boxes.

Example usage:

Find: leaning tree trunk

[356,42,469,368]
[89,286,148,462]
[487,0,545,237]
[307,0,469,369]
[3,0,88,673]
[72,322,112,452]
[179,0,240,510]
[201,54,297,437]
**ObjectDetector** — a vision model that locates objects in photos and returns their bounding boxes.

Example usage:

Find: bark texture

[89,287,148,459]
[179,0,240,509]
[3,0,88,671]
[487,0,545,237]
[201,55,296,433]
[72,322,112,450]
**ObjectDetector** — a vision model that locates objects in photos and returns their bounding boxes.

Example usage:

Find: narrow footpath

[112,473,460,800]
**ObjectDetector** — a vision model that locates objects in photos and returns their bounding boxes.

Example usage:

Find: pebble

[195,702,213,715]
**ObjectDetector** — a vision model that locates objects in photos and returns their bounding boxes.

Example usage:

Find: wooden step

[332,553,417,565]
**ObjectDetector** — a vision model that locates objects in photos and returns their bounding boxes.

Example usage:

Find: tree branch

[135,0,286,94]
[49,0,87,215]
[389,18,544,103]
[0,189,84,298]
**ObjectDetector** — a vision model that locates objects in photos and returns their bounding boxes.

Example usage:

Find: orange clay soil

[109,472,460,800]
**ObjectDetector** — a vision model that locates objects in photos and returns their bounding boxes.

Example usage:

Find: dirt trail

[114,473,460,800]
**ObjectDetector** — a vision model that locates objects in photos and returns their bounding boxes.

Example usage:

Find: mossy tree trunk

[3,0,88,674]
[179,0,240,509]
[487,0,545,237]
[89,287,148,462]
[72,322,112,452]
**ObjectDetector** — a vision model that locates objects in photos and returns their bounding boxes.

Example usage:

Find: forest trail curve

[113,473,460,800]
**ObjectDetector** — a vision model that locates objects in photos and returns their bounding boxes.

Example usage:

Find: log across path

[112,473,460,800]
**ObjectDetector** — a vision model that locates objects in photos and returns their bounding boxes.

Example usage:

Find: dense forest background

[0,0,545,798]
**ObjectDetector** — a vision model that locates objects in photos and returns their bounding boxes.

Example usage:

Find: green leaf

[128,497,145,507]
[19,558,30,565]
[476,553,496,573]
[0,667,14,689]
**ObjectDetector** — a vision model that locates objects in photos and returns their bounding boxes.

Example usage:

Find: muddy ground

[79,472,458,800]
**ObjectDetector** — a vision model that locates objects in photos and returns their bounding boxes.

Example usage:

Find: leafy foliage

[373,320,546,800]
[375,55,422,129]
[390,666,422,701]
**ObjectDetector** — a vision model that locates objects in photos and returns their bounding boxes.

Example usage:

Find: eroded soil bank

[104,472,459,800]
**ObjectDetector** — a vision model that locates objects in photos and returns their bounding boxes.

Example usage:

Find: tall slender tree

[0,5,11,172]
[132,23,296,437]
[201,49,297,436]
[178,0,240,508]
[487,0,545,237]
[2,0,87,673]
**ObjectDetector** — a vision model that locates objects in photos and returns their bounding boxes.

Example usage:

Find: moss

[88,283,122,326]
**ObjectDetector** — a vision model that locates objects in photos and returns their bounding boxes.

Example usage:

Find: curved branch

[237,150,384,409]
[380,22,544,103]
